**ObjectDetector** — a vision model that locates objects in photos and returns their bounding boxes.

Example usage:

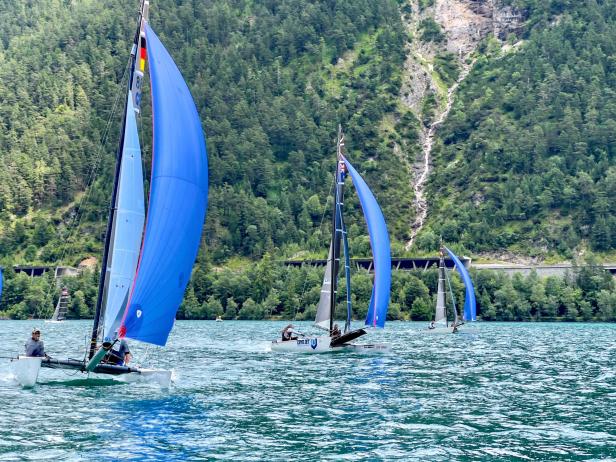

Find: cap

[32,328,41,334]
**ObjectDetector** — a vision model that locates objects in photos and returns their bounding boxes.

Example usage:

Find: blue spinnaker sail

[343,158,391,328]
[120,24,208,346]
[102,91,145,341]
[444,247,476,322]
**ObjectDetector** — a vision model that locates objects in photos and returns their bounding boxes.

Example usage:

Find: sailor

[106,339,132,365]
[25,328,47,357]
[429,320,436,330]
[281,324,296,341]
[331,323,341,338]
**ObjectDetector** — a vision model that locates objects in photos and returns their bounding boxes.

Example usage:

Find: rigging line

[41,57,132,313]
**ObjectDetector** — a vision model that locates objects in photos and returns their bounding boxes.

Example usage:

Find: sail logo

[310,338,318,350]
[136,309,142,318]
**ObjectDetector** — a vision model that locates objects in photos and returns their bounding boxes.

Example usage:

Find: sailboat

[11,0,208,386]
[271,127,391,353]
[425,246,476,334]
[45,287,70,323]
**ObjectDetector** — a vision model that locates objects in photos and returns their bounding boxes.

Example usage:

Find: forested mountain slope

[419,0,616,260]
[0,0,414,269]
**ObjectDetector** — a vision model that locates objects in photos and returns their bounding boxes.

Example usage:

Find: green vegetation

[3,255,616,322]
[1,0,616,321]
[423,1,616,259]
[418,18,444,43]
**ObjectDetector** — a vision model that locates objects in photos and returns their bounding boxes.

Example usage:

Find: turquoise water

[1,320,615,461]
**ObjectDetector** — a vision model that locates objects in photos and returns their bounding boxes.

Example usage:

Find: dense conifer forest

[1,0,616,322]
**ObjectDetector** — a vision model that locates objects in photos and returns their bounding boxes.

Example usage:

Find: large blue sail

[120,24,208,346]
[101,91,145,341]
[343,158,391,328]
[444,247,476,322]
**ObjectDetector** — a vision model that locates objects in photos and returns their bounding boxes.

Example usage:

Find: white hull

[271,335,334,353]
[10,356,172,387]
[342,343,391,353]
[271,336,391,354]
[11,356,42,387]
[44,320,64,324]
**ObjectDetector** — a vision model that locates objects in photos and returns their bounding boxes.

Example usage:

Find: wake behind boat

[424,246,477,334]
[11,0,208,386]
[271,127,391,353]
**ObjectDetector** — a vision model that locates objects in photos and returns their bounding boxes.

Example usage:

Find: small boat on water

[45,287,70,324]
[11,0,208,386]
[271,127,391,353]
[425,246,477,334]
[215,316,223,322]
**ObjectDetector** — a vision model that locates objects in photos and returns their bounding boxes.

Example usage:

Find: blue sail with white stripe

[444,247,476,322]
[102,91,145,341]
[120,24,208,346]
[343,157,391,328]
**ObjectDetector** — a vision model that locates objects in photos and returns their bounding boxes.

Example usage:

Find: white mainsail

[435,261,447,325]
[314,243,333,330]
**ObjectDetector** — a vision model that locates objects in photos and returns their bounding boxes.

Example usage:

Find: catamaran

[271,127,391,353]
[425,246,476,334]
[45,287,70,323]
[11,0,208,386]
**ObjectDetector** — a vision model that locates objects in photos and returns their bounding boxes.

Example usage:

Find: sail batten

[343,158,391,329]
[119,24,208,346]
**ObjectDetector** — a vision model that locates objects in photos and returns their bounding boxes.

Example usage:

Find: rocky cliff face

[399,0,525,249]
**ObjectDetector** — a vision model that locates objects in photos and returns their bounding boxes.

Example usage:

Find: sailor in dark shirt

[25,328,47,357]
[106,339,132,366]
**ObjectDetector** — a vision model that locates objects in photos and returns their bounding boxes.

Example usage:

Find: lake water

[1,320,615,461]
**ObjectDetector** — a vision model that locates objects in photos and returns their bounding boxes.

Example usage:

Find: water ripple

[1,320,616,460]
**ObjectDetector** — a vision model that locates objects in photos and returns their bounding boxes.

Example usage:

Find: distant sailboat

[12,0,208,386]
[271,127,391,353]
[46,287,70,323]
[426,246,476,334]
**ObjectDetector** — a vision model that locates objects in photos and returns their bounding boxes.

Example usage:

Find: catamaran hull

[11,356,42,387]
[11,357,171,387]
[271,335,335,353]
[342,343,391,353]
[270,335,391,354]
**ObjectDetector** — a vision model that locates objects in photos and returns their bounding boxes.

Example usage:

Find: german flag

[139,35,147,71]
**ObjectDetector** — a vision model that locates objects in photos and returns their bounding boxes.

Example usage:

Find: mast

[337,127,352,333]
[88,1,149,359]
[328,126,345,334]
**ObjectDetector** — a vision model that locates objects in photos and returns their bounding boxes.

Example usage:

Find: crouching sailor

[25,328,48,357]
[105,339,132,366]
